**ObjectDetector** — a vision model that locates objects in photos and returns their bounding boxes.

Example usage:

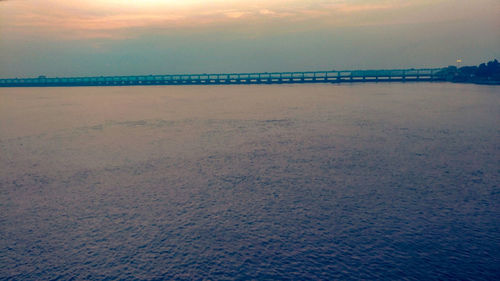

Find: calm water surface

[0,83,499,280]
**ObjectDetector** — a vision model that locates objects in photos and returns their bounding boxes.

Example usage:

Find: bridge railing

[0,68,446,86]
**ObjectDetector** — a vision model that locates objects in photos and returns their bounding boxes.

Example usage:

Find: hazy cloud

[3,0,498,40]
[0,0,498,77]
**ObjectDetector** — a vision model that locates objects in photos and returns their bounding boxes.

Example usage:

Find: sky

[1,0,499,77]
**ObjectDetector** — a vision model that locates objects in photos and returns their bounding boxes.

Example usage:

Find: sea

[0,83,499,280]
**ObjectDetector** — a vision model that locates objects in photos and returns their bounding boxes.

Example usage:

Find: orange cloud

[1,0,497,40]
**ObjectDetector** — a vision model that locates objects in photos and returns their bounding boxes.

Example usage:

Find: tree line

[438,59,500,83]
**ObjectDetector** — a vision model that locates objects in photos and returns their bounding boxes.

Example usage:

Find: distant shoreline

[438,59,500,85]
[466,80,500,85]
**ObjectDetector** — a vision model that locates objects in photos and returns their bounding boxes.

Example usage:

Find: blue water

[0,83,499,280]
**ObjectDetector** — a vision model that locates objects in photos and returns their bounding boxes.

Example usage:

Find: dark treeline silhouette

[438,59,500,84]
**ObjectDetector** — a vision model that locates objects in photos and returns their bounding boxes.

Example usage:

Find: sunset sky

[1,0,499,77]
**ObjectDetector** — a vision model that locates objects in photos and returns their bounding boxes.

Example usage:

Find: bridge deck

[0,69,445,87]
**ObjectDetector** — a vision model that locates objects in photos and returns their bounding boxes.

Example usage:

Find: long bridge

[0,68,445,87]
